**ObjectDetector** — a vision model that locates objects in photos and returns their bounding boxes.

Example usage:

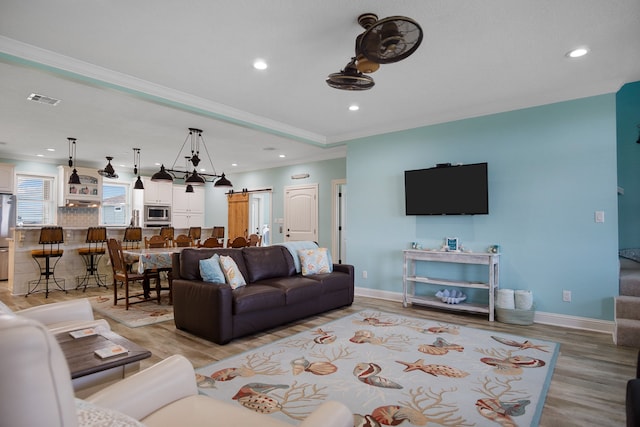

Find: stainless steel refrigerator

[0,194,16,280]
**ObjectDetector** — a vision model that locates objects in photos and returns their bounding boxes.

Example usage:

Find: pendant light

[67,137,81,185]
[151,127,232,187]
[133,148,144,190]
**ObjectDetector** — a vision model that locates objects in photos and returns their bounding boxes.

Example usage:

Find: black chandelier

[151,128,232,188]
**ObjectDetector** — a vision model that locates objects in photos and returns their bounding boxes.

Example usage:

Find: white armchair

[0,297,110,334]
[0,314,353,427]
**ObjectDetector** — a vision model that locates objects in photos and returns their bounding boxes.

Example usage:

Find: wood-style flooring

[2,286,637,427]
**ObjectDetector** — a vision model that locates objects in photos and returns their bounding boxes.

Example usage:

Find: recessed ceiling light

[349,105,359,111]
[253,59,268,70]
[36,154,44,157]
[47,148,55,152]
[279,154,286,158]
[566,47,589,58]
[231,163,238,167]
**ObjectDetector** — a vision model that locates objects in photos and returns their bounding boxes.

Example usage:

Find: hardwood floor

[2,286,637,426]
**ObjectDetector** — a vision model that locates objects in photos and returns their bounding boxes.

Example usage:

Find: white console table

[402,249,500,321]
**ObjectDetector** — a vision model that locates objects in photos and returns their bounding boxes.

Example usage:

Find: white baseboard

[354,286,615,336]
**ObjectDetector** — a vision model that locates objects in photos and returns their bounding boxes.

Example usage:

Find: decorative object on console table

[402,249,500,321]
[445,237,459,252]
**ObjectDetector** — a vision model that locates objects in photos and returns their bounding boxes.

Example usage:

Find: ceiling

[1,1,639,177]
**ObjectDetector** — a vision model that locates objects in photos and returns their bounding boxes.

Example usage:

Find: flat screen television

[404,162,489,215]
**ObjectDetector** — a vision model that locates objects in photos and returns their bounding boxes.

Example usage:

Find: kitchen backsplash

[57,207,99,227]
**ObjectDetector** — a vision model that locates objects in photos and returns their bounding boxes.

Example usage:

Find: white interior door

[284,184,318,242]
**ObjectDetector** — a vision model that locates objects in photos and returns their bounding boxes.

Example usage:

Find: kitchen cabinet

[172,185,204,228]
[0,163,15,193]
[142,177,172,205]
[58,166,102,206]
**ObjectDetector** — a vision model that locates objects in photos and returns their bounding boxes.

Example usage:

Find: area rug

[89,294,173,328]
[196,311,558,427]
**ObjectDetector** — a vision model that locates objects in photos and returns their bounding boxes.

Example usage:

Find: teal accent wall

[203,158,346,248]
[347,95,619,320]
[617,81,640,249]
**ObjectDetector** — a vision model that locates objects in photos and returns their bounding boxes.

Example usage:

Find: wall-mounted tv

[404,162,489,215]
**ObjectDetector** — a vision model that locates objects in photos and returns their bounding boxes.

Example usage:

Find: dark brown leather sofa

[171,246,354,344]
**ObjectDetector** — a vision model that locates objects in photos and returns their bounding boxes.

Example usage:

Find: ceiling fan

[326,13,423,91]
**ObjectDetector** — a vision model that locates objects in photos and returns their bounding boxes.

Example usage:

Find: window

[102,183,129,225]
[16,174,56,225]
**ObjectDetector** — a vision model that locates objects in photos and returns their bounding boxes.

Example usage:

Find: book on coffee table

[94,345,128,359]
[69,328,97,339]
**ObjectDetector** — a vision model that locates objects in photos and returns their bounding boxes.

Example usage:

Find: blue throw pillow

[199,254,225,283]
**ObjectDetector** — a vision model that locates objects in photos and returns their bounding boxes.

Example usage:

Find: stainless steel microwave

[144,205,171,223]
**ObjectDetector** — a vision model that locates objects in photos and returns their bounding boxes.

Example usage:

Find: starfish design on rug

[396,359,469,378]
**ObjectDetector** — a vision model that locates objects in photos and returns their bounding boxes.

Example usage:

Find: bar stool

[123,226,142,250]
[123,226,142,272]
[28,226,66,298]
[76,227,108,291]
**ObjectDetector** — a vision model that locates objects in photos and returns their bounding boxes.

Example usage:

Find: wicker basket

[495,306,535,325]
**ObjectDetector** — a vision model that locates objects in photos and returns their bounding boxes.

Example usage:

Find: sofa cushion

[260,276,323,305]
[199,254,225,284]
[233,284,286,314]
[219,255,246,289]
[179,248,248,282]
[241,246,295,283]
[298,248,333,275]
[305,271,352,294]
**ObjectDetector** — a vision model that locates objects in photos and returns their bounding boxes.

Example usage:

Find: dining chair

[211,226,225,240]
[159,226,174,244]
[106,239,159,310]
[144,235,169,249]
[173,234,193,247]
[229,236,248,248]
[197,237,223,248]
[188,227,201,245]
[247,234,260,247]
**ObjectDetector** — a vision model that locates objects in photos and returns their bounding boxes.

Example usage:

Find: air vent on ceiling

[27,93,61,106]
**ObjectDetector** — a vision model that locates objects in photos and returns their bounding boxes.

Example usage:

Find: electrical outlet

[362,270,368,279]
[562,290,571,302]
[595,211,605,223]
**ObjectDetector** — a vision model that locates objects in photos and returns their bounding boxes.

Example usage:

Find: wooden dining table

[122,247,186,302]
[122,247,183,274]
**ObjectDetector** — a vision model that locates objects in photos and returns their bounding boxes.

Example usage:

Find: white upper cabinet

[172,185,204,228]
[142,177,172,205]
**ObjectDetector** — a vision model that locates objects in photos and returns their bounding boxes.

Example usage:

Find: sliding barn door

[227,193,248,240]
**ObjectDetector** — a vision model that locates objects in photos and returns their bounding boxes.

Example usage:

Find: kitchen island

[6,226,212,296]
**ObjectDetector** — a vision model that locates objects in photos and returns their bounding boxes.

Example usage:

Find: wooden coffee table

[56,328,151,397]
